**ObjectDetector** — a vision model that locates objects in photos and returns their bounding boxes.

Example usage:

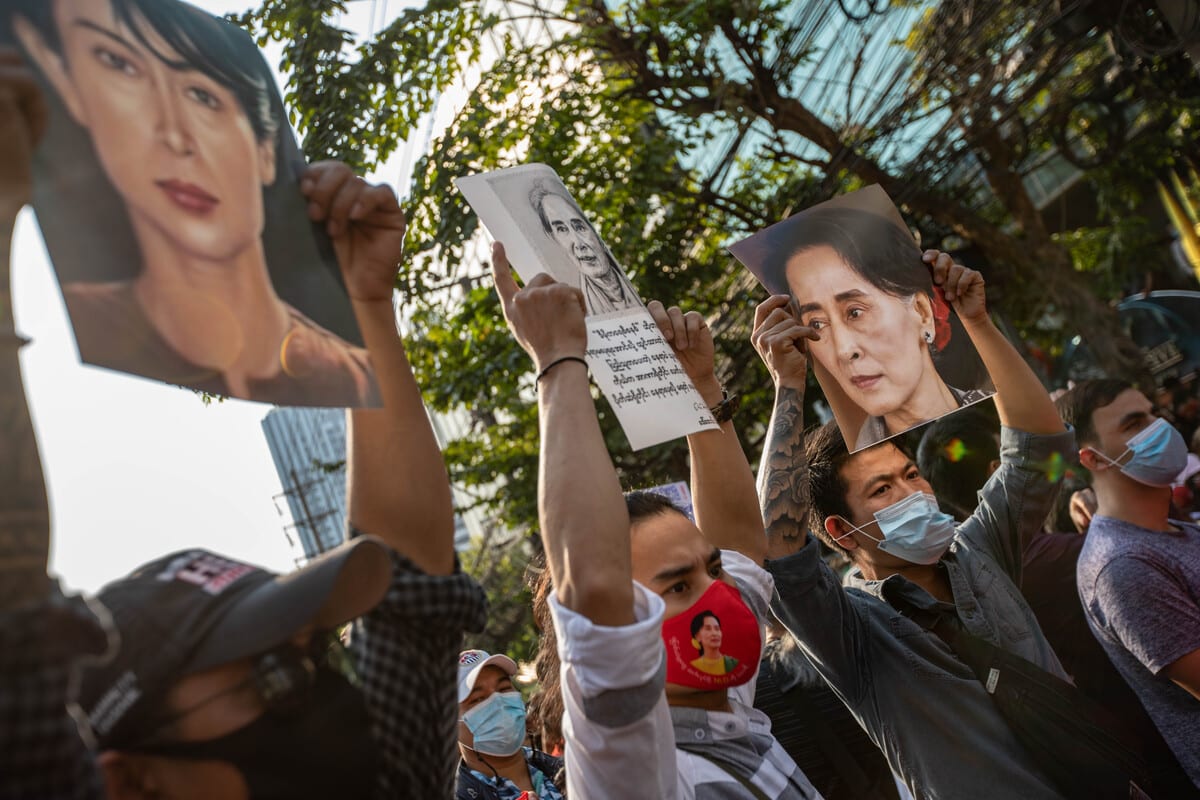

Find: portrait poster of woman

[3,0,381,407]
[457,163,644,318]
[729,185,995,453]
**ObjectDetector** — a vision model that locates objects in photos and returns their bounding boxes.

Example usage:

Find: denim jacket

[768,426,1076,800]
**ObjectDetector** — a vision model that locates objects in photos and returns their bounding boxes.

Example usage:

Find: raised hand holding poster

[5,0,379,407]
[729,185,994,452]
[457,164,720,449]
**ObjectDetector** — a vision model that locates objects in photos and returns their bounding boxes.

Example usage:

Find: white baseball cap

[457,649,519,703]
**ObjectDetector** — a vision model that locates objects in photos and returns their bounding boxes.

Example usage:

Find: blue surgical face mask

[1088,417,1189,488]
[835,491,958,565]
[461,690,526,757]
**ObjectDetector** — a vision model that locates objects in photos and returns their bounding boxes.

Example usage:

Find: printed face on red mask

[630,510,761,693]
[661,581,760,689]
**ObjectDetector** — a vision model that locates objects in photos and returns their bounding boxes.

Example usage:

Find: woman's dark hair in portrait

[755,205,989,389]
[6,0,362,342]
[756,206,929,305]
[690,611,720,655]
[14,0,279,143]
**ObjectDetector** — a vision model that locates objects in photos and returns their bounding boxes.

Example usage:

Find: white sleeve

[549,581,678,800]
[720,549,774,709]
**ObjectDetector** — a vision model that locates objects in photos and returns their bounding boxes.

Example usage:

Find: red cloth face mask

[661,580,761,690]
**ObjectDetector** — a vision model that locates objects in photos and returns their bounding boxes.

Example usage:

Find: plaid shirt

[0,547,487,799]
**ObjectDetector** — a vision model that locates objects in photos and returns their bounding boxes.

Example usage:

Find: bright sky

[15,0,413,593]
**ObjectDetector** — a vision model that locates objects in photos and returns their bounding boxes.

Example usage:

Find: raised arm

[751,295,820,560]
[493,244,633,626]
[300,162,455,575]
[925,250,1071,573]
[1,51,110,799]
[0,49,51,611]
[751,295,873,704]
[647,300,765,564]
[924,250,1063,436]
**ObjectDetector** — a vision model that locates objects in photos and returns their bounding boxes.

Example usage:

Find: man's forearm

[347,297,455,575]
[687,376,766,564]
[964,317,1063,435]
[537,363,634,627]
[758,385,810,560]
[0,217,51,609]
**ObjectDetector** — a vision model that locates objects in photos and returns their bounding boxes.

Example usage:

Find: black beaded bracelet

[535,355,588,385]
[709,389,741,423]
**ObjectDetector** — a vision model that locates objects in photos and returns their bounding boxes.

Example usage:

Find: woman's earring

[923,331,934,344]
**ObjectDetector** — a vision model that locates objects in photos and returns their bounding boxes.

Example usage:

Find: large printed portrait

[4,0,379,407]
[730,185,994,452]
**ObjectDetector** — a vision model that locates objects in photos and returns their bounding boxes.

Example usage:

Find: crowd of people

[3,30,1200,800]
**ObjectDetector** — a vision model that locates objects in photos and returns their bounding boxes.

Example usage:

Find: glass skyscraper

[261,407,349,560]
[262,407,473,561]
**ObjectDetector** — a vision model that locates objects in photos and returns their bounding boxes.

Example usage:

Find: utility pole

[273,468,340,567]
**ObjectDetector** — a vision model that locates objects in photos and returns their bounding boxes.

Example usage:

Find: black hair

[624,490,687,524]
[526,561,565,757]
[805,420,917,556]
[17,0,278,142]
[916,406,1001,522]
[8,0,362,342]
[804,421,855,554]
[757,206,929,305]
[1055,379,1134,447]
[689,610,719,655]
[1049,471,1093,534]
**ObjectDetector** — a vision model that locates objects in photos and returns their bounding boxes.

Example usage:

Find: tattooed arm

[750,296,819,560]
[0,51,51,611]
[759,386,810,561]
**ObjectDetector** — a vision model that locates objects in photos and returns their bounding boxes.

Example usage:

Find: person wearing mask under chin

[456,650,566,800]
[1058,381,1200,790]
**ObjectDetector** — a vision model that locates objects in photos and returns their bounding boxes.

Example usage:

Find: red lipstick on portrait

[156,179,219,214]
[850,374,882,391]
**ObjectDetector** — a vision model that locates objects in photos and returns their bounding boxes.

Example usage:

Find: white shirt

[548,550,820,799]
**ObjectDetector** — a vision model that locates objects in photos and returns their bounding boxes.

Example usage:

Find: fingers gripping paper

[4,0,378,408]
[728,185,994,453]
[456,164,719,450]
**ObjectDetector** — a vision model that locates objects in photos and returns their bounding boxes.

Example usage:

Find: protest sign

[4,0,378,407]
[457,164,720,449]
[645,481,695,521]
[729,185,994,452]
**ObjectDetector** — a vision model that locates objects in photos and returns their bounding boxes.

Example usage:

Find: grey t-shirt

[1076,515,1200,787]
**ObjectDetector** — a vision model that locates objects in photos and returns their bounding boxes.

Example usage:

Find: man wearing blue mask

[1059,380,1200,788]
[455,649,565,799]
[753,250,1080,800]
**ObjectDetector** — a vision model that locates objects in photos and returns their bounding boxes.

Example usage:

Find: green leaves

[233,0,495,170]
[236,0,1194,538]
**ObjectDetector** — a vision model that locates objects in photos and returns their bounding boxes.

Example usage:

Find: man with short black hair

[1059,379,1200,788]
[753,251,1077,800]
[492,245,819,799]
[918,398,1191,793]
